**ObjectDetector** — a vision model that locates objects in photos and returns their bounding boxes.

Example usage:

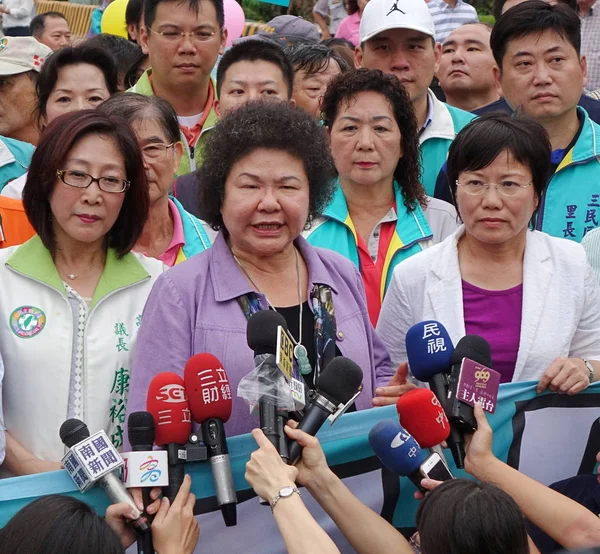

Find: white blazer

[376,226,600,382]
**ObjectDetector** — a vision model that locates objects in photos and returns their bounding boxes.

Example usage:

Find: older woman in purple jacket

[126,101,394,438]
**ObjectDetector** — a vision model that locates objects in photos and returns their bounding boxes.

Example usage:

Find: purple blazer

[127,232,394,439]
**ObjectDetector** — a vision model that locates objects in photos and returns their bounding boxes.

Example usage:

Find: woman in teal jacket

[100,94,214,265]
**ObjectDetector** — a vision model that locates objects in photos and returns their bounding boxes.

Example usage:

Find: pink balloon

[224,0,246,47]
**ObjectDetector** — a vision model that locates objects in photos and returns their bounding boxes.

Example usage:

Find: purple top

[126,232,394,441]
[462,280,523,383]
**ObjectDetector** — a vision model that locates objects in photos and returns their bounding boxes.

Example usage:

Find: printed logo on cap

[0,38,8,53]
[387,1,406,16]
[10,306,47,338]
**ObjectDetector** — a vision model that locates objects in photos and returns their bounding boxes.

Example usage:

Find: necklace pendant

[67,273,77,280]
[294,344,312,375]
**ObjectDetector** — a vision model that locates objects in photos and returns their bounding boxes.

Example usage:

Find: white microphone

[59,418,150,532]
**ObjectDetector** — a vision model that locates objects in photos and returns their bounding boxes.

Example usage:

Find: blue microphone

[368,420,427,491]
[405,321,468,468]
[405,320,454,384]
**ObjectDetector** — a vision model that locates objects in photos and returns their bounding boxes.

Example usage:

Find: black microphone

[127,413,156,507]
[287,357,363,464]
[127,412,156,554]
[247,309,292,461]
[447,335,493,432]
[59,419,150,533]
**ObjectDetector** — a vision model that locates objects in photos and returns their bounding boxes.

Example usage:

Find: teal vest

[305,180,433,302]
[170,196,212,263]
[535,108,600,243]
[420,103,475,196]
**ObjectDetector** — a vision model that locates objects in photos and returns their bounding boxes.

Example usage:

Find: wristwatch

[270,485,301,512]
[583,359,595,384]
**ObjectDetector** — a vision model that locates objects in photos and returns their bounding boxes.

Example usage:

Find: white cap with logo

[359,0,435,44]
[0,37,52,76]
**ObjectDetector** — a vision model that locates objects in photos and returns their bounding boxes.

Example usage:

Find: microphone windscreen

[184,353,233,423]
[317,357,363,404]
[396,388,450,448]
[146,372,192,446]
[450,335,492,367]
[368,420,426,476]
[59,418,90,448]
[246,309,288,355]
[406,321,454,382]
[127,411,155,449]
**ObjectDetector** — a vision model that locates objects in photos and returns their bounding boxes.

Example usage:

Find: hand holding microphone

[287,356,363,465]
[59,419,150,533]
[151,474,200,554]
[246,428,299,506]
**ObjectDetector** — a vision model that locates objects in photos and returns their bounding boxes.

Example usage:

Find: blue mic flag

[368,420,426,476]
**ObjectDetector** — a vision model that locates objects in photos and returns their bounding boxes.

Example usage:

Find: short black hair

[99,92,180,144]
[491,1,581,69]
[197,100,335,230]
[321,68,426,211]
[286,43,349,77]
[85,34,143,86]
[216,40,294,98]
[36,44,119,123]
[0,495,124,554]
[446,114,551,221]
[321,37,354,50]
[30,11,68,37]
[125,0,144,33]
[144,0,224,32]
[493,0,577,21]
[416,480,530,554]
[124,51,149,89]
[23,110,150,257]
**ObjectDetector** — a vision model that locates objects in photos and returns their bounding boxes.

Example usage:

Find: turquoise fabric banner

[2,381,600,553]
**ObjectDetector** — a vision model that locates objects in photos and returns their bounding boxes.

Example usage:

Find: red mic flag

[184,353,233,423]
[146,372,192,446]
[396,388,450,448]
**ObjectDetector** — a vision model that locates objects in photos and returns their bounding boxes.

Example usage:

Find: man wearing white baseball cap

[355,0,474,195]
[0,37,52,147]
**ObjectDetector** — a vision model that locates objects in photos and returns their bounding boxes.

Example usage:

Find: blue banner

[2,382,600,553]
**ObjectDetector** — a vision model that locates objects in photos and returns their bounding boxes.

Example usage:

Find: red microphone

[146,372,192,502]
[396,388,450,448]
[184,354,237,526]
[184,353,232,423]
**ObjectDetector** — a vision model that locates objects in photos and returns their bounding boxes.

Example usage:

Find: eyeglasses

[141,142,175,162]
[146,26,222,43]
[409,532,421,553]
[455,179,533,197]
[57,170,130,193]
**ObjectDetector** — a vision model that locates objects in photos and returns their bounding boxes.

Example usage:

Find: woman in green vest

[99,93,214,266]
[304,68,459,326]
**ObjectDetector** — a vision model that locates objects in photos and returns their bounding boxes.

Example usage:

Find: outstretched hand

[372,362,417,407]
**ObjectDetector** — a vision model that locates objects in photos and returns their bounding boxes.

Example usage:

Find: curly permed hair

[320,68,427,211]
[197,101,337,231]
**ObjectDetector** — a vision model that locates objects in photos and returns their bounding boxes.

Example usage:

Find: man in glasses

[130,0,227,176]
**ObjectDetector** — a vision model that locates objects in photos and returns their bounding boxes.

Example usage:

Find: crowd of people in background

[0,0,600,551]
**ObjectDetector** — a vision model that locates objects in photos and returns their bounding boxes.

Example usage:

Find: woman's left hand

[372,362,417,407]
[537,357,591,395]
[245,429,299,502]
[105,502,138,549]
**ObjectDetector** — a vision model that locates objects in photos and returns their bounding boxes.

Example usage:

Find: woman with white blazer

[377,115,600,398]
